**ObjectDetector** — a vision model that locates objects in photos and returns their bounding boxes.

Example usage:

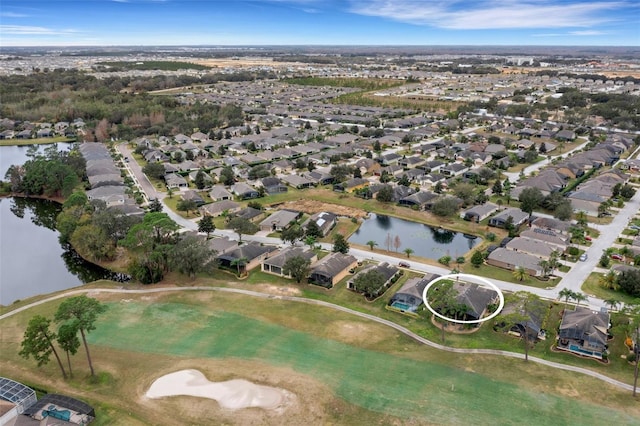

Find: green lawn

[459,263,557,289]
[84,298,639,425]
[581,272,638,306]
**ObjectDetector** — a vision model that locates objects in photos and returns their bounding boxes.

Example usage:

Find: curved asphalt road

[0,285,633,392]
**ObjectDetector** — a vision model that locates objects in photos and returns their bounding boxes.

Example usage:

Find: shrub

[485,232,496,242]
[456,256,465,264]
[438,255,451,266]
[627,353,636,363]
[567,246,579,256]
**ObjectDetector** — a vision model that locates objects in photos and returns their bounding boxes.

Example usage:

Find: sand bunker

[146,369,294,411]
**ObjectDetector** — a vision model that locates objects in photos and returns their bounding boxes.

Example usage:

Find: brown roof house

[308,252,358,288]
[557,306,610,360]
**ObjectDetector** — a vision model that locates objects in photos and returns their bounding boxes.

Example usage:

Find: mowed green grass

[88,300,639,425]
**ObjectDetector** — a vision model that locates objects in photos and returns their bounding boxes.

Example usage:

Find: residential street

[116,141,638,311]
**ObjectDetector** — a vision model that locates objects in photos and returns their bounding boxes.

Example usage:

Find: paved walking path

[1,285,633,392]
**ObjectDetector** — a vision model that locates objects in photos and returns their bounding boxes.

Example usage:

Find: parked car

[579,253,588,261]
[398,261,411,268]
[585,235,592,241]
[611,254,623,260]
[629,225,640,231]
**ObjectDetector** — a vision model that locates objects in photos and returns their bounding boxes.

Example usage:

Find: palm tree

[558,288,575,310]
[538,260,551,278]
[548,250,561,275]
[167,186,174,199]
[599,270,618,290]
[603,298,620,312]
[512,266,527,282]
[366,240,378,251]
[230,257,248,277]
[576,211,587,228]
[573,292,588,308]
[404,248,414,258]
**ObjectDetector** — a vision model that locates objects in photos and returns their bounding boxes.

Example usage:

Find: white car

[579,254,588,261]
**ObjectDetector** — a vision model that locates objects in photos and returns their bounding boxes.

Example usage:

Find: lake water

[0,143,126,306]
[349,213,481,261]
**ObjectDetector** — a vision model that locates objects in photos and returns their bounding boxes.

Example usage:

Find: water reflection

[375,214,392,230]
[430,227,455,244]
[1,197,129,305]
[349,213,481,261]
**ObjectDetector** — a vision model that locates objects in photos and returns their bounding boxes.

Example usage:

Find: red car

[398,261,411,268]
[611,254,623,260]
[585,235,592,241]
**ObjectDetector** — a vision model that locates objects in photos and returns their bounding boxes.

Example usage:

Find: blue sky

[1,0,638,46]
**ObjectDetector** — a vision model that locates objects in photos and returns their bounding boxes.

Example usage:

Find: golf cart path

[2,285,632,392]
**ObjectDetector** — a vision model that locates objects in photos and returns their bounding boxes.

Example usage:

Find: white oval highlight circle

[422,273,505,325]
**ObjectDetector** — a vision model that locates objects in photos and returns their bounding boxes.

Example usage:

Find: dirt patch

[278,199,367,218]
[555,383,581,398]
[253,284,302,297]
[325,321,387,345]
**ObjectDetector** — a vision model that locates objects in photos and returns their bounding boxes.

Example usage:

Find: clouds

[349,0,628,29]
[0,25,79,36]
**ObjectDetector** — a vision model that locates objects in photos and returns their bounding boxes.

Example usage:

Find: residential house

[261,247,318,279]
[440,163,468,177]
[555,130,576,141]
[505,237,556,260]
[259,209,300,232]
[305,171,334,186]
[511,170,567,198]
[165,173,188,190]
[206,236,238,255]
[334,178,369,193]
[181,190,205,207]
[347,262,400,297]
[261,177,288,194]
[199,200,241,217]
[388,274,440,313]
[232,207,265,223]
[567,191,606,217]
[519,229,569,253]
[486,247,544,277]
[281,174,316,189]
[461,203,499,223]
[558,307,610,360]
[453,282,499,323]
[308,252,358,288]
[217,242,278,274]
[209,185,233,201]
[499,298,547,341]
[530,217,572,235]
[398,191,438,209]
[231,182,260,200]
[86,186,127,207]
[488,208,529,229]
[302,211,338,237]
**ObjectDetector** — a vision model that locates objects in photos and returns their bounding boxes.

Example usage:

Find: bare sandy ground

[145,369,296,412]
